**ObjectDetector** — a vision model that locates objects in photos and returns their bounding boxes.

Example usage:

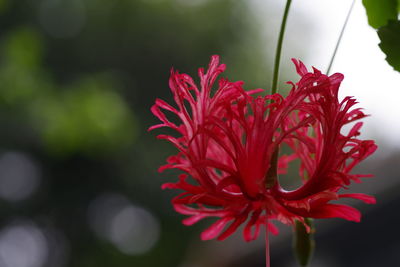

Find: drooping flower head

[149,55,377,241]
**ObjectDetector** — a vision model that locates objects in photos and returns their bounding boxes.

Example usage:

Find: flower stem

[266,218,270,267]
[268,1,292,262]
[326,0,356,75]
[271,0,292,94]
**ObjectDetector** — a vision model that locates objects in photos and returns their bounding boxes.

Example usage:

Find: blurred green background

[0,0,398,267]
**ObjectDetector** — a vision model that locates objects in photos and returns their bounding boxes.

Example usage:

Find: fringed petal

[292,58,308,76]
[201,217,232,240]
[267,221,279,235]
[308,204,361,222]
[339,193,376,204]
[243,210,262,242]
[151,56,377,243]
[217,214,248,241]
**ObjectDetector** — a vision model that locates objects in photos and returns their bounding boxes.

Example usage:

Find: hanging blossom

[149,55,377,241]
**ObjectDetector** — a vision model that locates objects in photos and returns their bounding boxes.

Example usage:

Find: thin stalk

[268,1,292,263]
[271,0,292,94]
[266,218,270,267]
[326,0,356,75]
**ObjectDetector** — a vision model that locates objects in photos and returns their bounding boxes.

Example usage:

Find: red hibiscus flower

[149,55,377,242]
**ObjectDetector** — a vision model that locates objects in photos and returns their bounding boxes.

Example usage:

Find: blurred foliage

[0,28,137,156]
[362,0,400,72]
[0,0,274,266]
[0,0,8,13]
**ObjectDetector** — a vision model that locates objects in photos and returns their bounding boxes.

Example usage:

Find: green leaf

[362,0,398,29]
[378,20,400,72]
[293,218,315,267]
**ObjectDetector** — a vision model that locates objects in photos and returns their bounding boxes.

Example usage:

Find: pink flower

[149,55,377,242]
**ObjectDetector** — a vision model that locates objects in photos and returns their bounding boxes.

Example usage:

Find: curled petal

[217,214,248,241]
[267,221,279,235]
[339,193,376,204]
[307,204,361,222]
[201,217,232,241]
[292,58,308,76]
[243,210,262,242]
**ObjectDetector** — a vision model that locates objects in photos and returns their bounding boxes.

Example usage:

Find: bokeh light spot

[0,152,41,202]
[0,221,48,267]
[109,205,160,255]
[88,193,160,255]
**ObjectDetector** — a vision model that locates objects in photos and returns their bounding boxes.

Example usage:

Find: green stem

[326,0,356,75]
[294,218,315,267]
[271,0,292,94]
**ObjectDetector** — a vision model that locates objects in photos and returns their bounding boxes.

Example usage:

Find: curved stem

[326,0,356,75]
[271,0,292,94]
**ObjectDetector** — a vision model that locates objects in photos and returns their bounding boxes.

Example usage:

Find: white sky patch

[250,0,400,149]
